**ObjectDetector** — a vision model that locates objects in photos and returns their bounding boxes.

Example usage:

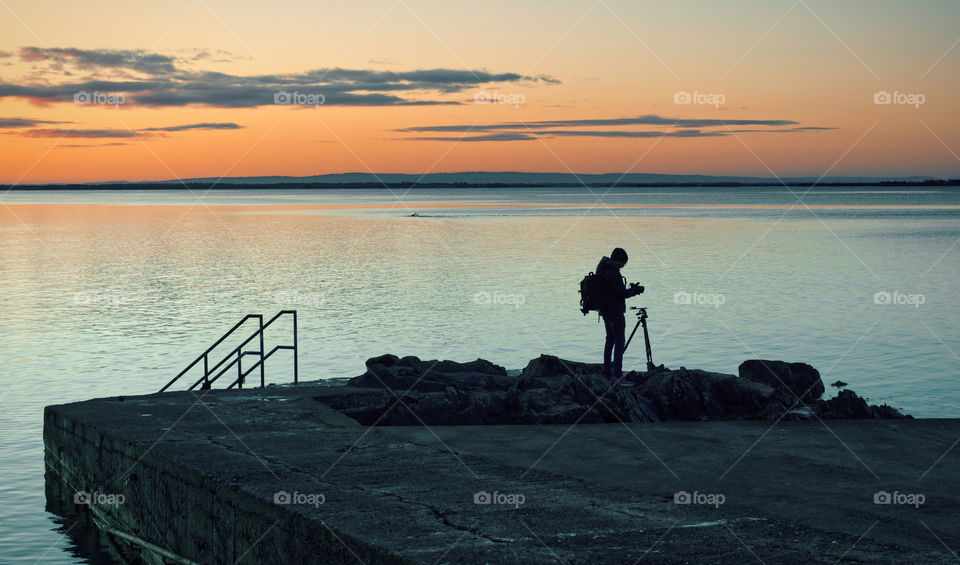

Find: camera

[629,282,644,293]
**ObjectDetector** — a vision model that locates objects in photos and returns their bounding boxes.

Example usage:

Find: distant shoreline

[4,179,960,191]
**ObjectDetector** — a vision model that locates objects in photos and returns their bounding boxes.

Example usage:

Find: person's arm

[606,270,644,298]
[605,270,637,299]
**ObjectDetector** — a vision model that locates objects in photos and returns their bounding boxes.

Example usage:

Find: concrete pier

[44,381,960,563]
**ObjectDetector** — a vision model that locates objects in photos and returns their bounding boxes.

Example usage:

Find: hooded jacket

[595,256,641,313]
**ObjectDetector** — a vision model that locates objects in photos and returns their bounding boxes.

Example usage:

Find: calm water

[1,185,958,562]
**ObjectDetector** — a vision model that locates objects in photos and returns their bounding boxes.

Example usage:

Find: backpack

[579,271,610,314]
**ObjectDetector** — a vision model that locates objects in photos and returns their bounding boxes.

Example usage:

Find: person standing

[595,247,644,386]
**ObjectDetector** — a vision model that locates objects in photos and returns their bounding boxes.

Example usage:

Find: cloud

[0,117,72,128]
[20,46,178,75]
[408,132,539,142]
[129,88,455,107]
[367,58,400,66]
[542,129,727,138]
[0,51,12,58]
[179,48,247,64]
[3,46,558,107]
[407,129,728,142]
[725,127,837,133]
[20,128,141,138]
[54,142,131,148]
[11,121,243,139]
[398,114,799,133]
[139,122,243,132]
[398,114,834,142]
[0,80,165,101]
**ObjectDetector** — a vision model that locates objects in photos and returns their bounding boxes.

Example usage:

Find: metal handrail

[159,314,260,392]
[158,310,298,393]
[225,344,296,389]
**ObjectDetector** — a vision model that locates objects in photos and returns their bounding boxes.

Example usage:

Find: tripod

[624,306,655,372]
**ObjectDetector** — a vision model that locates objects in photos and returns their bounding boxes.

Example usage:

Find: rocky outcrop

[738,360,825,402]
[635,367,777,421]
[348,354,514,392]
[320,354,909,426]
[815,389,908,419]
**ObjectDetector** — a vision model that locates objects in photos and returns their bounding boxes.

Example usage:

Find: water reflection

[44,466,130,565]
[2,188,958,562]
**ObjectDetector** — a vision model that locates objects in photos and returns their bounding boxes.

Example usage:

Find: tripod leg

[642,317,655,371]
[624,318,643,353]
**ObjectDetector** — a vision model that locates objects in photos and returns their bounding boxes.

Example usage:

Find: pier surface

[45,382,960,564]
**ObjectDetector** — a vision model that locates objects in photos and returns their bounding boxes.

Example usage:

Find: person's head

[611,247,628,266]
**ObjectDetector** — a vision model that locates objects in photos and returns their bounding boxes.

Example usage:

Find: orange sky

[1,0,958,183]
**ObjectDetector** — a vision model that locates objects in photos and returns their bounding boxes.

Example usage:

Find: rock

[633,368,776,421]
[320,354,909,426]
[444,386,459,404]
[522,354,591,379]
[872,404,909,419]
[738,360,825,403]
[815,389,909,419]
[349,354,512,393]
[816,389,872,419]
[606,388,661,423]
[517,355,603,391]
[630,396,661,423]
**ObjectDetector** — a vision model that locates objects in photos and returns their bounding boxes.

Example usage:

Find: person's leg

[602,314,614,377]
[611,312,626,378]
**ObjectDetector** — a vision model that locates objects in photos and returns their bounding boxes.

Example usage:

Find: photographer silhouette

[594,247,644,386]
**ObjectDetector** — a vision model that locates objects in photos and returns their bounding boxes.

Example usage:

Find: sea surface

[1,185,958,562]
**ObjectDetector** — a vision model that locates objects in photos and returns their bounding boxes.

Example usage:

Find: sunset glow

[1,0,958,183]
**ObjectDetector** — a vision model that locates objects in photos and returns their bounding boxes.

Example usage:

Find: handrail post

[162,311,300,393]
[259,314,265,388]
[292,310,299,384]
